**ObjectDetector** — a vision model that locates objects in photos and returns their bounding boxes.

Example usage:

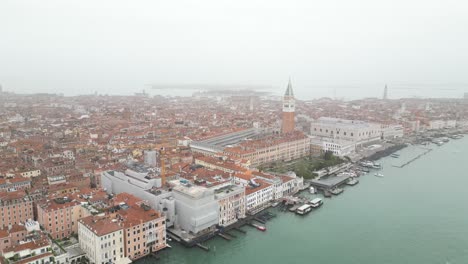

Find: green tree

[324,151,334,160]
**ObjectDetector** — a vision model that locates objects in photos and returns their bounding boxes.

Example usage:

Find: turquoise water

[141,137,468,264]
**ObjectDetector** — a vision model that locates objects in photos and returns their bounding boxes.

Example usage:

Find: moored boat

[296,204,313,215]
[346,177,359,185]
[308,198,323,208]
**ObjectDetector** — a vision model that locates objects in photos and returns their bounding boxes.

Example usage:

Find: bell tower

[282,79,295,134]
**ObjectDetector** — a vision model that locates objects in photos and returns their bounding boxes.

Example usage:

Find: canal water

[140,137,468,264]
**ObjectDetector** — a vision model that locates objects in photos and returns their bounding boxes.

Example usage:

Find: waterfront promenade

[139,137,468,264]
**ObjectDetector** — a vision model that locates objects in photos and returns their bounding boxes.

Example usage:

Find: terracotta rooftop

[79,215,123,236]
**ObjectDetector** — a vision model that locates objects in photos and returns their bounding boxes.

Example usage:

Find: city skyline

[1,0,467,99]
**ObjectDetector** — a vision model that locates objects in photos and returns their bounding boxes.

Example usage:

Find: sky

[0,0,467,100]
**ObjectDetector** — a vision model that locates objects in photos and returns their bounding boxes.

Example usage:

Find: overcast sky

[0,0,467,99]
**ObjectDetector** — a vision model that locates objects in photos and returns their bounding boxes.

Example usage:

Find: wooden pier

[196,243,210,251]
[217,233,232,241]
[392,148,432,168]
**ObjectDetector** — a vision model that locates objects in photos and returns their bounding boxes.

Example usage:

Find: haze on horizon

[0,0,467,100]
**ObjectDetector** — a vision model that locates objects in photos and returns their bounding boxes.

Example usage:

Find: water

[140,137,468,264]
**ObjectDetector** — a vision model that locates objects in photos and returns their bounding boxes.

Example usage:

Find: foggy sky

[0,0,467,99]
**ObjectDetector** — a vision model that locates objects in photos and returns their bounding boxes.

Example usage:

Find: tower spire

[383,84,388,100]
[285,78,294,96]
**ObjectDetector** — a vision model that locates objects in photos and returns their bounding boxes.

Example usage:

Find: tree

[324,151,334,161]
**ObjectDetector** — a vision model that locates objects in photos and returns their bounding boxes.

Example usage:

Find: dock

[217,233,232,241]
[233,227,246,234]
[309,175,351,190]
[196,243,210,251]
[289,204,300,212]
[392,148,432,168]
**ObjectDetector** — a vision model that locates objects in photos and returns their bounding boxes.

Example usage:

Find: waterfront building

[310,137,356,157]
[213,184,246,227]
[170,181,219,237]
[381,124,404,139]
[78,216,127,264]
[427,120,457,130]
[310,117,382,145]
[245,179,274,215]
[0,190,34,228]
[112,193,167,260]
[282,79,295,134]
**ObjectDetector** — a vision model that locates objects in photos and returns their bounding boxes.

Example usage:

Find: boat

[346,177,359,186]
[374,173,384,177]
[308,198,323,208]
[390,153,400,158]
[337,171,357,177]
[309,186,316,194]
[296,204,313,215]
[271,201,280,207]
[330,187,344,195]
[323,190,332,198]
[360,161,374,168]
[252,223,266,231]
[371,163,382,169]
[358,167,370,173]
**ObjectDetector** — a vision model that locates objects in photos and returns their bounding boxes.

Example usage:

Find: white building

[245,179,274,215]
[144,150,158,167]
[310,117,382,145]
[78,216,129,264]
[428,120,457,130]
[213,184,246,227]
[170,181,219,236]
[101,170,176,227]
[382,125,404,139]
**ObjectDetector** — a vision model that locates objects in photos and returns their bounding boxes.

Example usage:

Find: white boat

[309,198,323,208]
[337,171,357,177]
[309,186,316,194]
[346,177,359,185]
[296,204,313,215]
[374,173,384,177]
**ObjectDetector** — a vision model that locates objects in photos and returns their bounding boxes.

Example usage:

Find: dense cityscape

[0,81,467,264]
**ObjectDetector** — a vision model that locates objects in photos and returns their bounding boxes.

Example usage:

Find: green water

[142,137,468,264]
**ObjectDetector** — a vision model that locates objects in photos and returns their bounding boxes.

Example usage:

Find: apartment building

[78,216,126,264]
[1,233,53,264]
[112,193,167,260]
[245,179,273,215]
[213,184,246,227]
[0,190,34,228]
[36,197,87,239]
